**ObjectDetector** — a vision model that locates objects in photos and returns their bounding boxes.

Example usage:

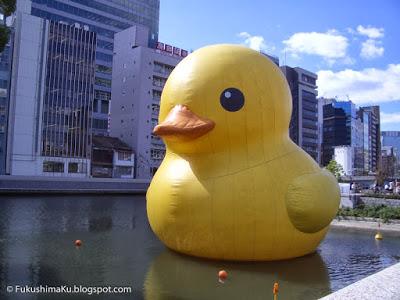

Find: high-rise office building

[6,9,96,176]
[357,109,371,173]
[381,146,396,177]
[281,66,319,162]
[322,99,365,174]
[28,0,160,135]
[359,106,381,173]
[322,99,348,166]
[381,131,400,177]
[110,25,186,179]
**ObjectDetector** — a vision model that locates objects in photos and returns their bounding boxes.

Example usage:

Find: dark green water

[0,195,399,300]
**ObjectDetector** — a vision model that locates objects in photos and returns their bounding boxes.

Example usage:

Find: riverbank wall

[0,175,150,194]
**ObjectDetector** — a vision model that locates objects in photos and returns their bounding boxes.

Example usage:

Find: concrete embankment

[0,175,150,194]
[320,262,400,300]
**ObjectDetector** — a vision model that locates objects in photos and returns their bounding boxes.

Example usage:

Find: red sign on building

[165,44,173,53]
[156,42,165,51]
[173,47,181,56]
[181,50,188,57]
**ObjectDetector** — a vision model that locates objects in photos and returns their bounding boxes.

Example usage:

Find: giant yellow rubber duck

[146,44,340,261]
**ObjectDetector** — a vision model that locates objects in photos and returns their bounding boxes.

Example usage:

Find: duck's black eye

[220,88,245,112]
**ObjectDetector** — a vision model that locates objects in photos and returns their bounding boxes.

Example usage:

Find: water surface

[0,195,399,299]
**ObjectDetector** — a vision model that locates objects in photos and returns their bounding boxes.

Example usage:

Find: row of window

[96,64,112,75]
[32,8,115,39]
[95,77,112,88]
[34,0,133,31]
[43,161,87,173]
[95,90,111,101]
[68,0,157,30]
[153,62,174,76]
[96,52,113,63]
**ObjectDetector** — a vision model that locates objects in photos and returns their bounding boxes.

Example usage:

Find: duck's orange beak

[153,105,215,140]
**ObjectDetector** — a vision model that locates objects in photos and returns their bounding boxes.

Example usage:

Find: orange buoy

[75,239,82,247]
[218,270,228,281]
[273,282,279,300]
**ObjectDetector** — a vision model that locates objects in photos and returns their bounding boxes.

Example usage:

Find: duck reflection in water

[144,249,331,300]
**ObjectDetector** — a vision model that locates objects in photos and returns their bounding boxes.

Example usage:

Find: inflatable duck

[146,44,340,261]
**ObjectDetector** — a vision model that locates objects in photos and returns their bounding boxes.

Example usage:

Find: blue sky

[159,0,400,131]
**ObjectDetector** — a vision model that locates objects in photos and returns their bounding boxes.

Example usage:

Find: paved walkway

[320,262,400,299]
[331,219,400,233]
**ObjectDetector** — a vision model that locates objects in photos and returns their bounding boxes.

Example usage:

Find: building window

[151,149,165,160]
[152,89,161,101]
[118,151,131,161]
[100,100,109,114]
[152,76,166,88]
[151,103,159,114]
[93,99,98,112]
[93,118,108,130]
[68,162,78,173]
[68,162,87,173]
[114,166,132,178]
[43,161,64,173]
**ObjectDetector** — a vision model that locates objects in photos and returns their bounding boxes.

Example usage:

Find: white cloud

[282,30,349,62]
[317,64,400,104]
[238,32,275,52]
[381,112,400,124]
[356,25,384,39]
[360,39,384,59]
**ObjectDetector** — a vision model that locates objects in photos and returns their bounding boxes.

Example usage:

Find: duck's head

[154,44,292,154]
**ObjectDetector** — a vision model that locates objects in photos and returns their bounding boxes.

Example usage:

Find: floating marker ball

[218,270,228,281]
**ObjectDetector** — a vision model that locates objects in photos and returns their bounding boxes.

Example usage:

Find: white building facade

[6,8,96,177]
[110,25,185,179]
[334,146,354,176]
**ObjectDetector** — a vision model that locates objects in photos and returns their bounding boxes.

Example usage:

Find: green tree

[0,0,16,53]
[325,159,344,179]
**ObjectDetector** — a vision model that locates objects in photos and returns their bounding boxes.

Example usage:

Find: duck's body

[146,44,340,261]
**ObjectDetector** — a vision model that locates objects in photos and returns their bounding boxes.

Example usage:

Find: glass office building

[30,0,160,135]
[381,131,400,176]
[359,106,381,173]
[41,21,96,164]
